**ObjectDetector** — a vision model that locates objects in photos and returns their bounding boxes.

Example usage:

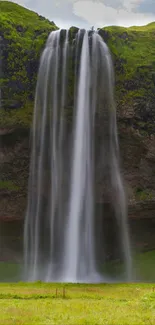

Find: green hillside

[0,1,58,127]
[100,23,155,134]
[0,1,155,133]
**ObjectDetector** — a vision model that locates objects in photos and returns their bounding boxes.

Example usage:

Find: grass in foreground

[0,282,154,324]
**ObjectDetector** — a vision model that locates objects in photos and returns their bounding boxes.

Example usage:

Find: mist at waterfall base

[24,28,132,283]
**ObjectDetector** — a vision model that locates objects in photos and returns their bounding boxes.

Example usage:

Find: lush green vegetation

[0,282,154,324]
[0,1,58,126]
[0,252,154,323]
[0,1,155,131]
[104,22,155,70]
[100,23,155,133]
[0,101,33,128]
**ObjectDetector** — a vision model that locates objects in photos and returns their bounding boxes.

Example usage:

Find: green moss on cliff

[134,187,154,201]
[101,23,155,106]
[0,1,57,47]
[0,1,58,114]
[0,180,19,191]
[0,103,33,128]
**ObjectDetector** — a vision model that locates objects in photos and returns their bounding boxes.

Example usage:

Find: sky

[8,0,155,29]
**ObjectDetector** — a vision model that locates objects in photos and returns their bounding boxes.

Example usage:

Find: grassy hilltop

[100,23,155,134]
[0,1,58,128]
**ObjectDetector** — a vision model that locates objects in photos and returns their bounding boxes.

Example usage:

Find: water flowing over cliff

[24,29,131,282]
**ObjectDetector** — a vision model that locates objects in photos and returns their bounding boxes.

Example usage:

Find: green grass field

[0,282,154,324]
[0,251,155,324]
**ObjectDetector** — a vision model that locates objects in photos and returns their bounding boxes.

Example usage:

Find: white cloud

[5,0,27,4]
[122,0,142,11]
[4,0,155,28]
[56,0,142,11]
[73,0,155,27]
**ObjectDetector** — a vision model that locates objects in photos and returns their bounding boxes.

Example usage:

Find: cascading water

[24,28,132,282]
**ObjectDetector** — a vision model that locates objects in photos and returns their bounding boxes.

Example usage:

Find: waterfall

[24,28,132,282]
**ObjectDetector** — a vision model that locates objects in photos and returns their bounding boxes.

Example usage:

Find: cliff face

[99,25,155,204]
[0,1,58,219]
[0,2,155,230]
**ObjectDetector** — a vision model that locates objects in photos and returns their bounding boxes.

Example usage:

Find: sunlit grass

[0,283,154,324]
[0,251,155,323]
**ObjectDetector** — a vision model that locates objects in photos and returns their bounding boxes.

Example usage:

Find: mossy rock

[0,0,58,124]
[100,24,155,115]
